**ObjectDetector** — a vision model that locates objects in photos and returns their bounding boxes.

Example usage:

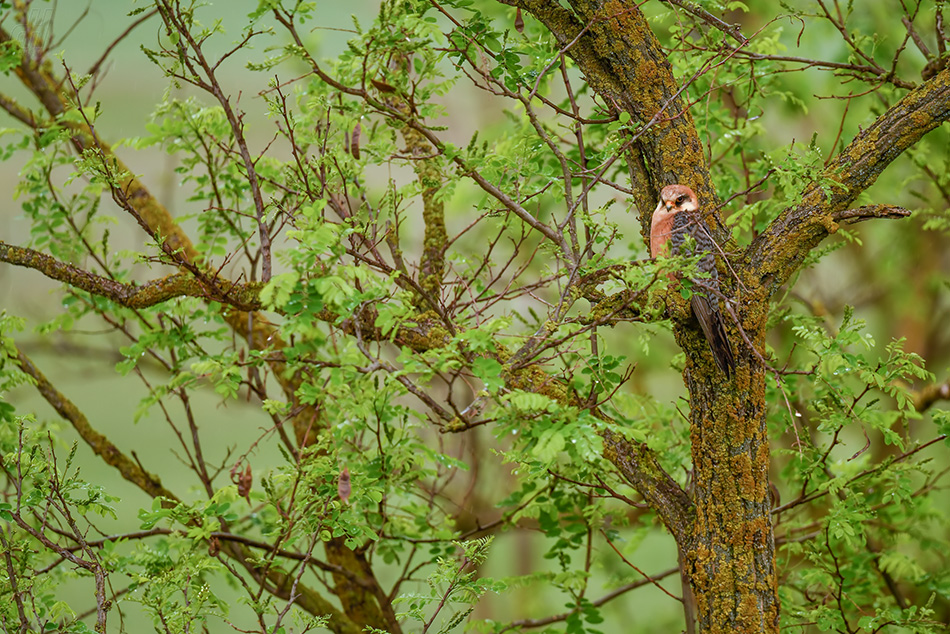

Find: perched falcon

[650,184,735,377]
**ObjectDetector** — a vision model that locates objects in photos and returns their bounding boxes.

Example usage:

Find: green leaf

[532,427,566,463]
[260,271,299,310]
[471,357,504,393]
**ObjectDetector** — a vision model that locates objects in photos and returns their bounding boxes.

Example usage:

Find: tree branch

[661,0,748,44]
[503,0,718,225]
[0,240,263,310]
[750,67,950,292]
[602,430,694,545]
[833,205,912,224]
[14,348,177,501]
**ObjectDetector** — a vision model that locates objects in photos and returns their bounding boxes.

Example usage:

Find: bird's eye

[676,195,686,204]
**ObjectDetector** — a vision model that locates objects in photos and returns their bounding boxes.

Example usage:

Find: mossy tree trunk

[683,309,776,632]
[505,1,950,632]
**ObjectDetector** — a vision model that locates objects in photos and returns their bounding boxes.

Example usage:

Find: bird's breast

[650,211,676,258]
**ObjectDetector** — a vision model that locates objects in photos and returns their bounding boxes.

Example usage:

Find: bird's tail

[691,296,736,377]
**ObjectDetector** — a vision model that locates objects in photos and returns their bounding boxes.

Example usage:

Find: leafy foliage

[0,1,948,633]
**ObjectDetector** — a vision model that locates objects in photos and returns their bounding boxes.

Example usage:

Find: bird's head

[650,184,699,258]
[655,184,699,216]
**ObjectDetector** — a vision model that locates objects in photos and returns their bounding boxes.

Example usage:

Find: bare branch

[833,204,913,224]
[661,0,748,44]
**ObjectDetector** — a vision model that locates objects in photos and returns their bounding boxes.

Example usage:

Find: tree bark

[683,316,777,632]
[504,1,950,632]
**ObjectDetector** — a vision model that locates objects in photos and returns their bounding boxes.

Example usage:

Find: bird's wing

[691,295,735,377]
[668,207,690,255]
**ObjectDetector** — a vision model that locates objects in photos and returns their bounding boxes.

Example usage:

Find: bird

[650,184,735,377]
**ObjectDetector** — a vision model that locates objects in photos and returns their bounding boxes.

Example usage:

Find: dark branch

[661,0,748,44]
[833,205,912,224]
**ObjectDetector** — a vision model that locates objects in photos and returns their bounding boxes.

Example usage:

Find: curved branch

[504,565,680,630]
[13,347,363,634]
[750,67,950,292]
[602,430,694,545]
[0,240,263,310]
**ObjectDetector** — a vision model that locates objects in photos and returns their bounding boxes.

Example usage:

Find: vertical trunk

[682,312,778,633]
[500,1,793,629]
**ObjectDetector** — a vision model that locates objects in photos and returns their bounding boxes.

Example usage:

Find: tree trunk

[506,1,950,629]
[681,308,778,632]
[503,1,783,629]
